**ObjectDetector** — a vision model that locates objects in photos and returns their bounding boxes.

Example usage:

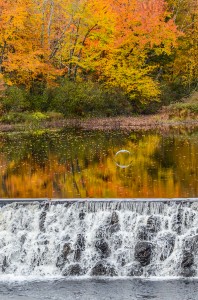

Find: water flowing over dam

[0,199,198,278]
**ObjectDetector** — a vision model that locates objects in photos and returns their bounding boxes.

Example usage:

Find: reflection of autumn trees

[0,130,198,198]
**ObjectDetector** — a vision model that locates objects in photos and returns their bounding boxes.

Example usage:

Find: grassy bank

[162,92,198,120]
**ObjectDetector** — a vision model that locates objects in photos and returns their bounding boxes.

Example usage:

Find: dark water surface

[0,279,197,300]
[0,129,198,198]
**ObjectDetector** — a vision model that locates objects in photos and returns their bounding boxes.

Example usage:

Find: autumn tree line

[0,0,197,119]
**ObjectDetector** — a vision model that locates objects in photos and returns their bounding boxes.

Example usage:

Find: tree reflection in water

[0,129,197,198]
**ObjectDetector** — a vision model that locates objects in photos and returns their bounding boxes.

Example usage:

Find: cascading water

[0,200,198,278]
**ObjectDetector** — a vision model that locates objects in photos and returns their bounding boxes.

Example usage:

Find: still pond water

[0,128,198,198]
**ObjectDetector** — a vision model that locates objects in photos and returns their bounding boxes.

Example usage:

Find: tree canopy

[0,0,197,104]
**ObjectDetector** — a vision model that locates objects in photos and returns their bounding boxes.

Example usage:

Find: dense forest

[0,0,197,119]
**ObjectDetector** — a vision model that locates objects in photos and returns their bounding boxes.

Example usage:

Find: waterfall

[0,200,198,278]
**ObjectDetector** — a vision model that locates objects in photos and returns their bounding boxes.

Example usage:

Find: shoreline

[0,114,198,133]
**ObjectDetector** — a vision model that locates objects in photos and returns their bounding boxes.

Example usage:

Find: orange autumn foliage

[0,0,179,100]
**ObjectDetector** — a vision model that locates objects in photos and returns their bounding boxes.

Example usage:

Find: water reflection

[0,129,197,198]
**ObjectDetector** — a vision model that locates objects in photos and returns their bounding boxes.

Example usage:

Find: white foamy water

[0,200,198,278]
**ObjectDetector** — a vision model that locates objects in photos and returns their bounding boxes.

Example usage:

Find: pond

[0,278,198,300]
[0,128,198,198]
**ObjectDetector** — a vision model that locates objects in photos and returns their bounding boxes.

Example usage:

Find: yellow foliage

[0,0,180,100]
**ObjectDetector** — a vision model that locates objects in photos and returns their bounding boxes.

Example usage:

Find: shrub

[49,80,133,117]
[2,86,29,112]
